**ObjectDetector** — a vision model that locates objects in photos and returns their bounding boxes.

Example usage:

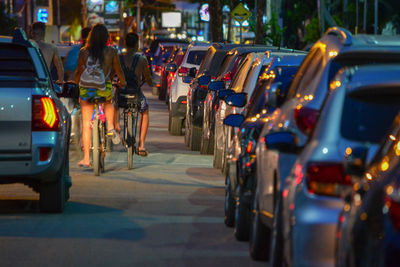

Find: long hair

[86,24,109,64]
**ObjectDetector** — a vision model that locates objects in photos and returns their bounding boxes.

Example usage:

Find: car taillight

[306,162,351,196]
[385,195,400,230]
[246,140,253,154]
[155,65,162,74]
[178,67,188,76]
[222,72,231,82]
[39,147,52,161]
[32,96,59,131]
[294,106,318,135]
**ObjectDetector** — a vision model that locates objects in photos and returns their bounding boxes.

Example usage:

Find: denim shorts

[114,88,148,113]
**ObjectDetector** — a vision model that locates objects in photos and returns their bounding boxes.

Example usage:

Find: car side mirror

[218,89,235,101]
[53,82,63,94]
[344,146,368,177]
[165,63,177,73]
[188,67,197,78]
[183,76,193,84]
[263,131,298,153]
[223,114,245,127]
[208,81,225,92]
[226,92,247,107]
[198,75,211,86]
[267,82,282,108]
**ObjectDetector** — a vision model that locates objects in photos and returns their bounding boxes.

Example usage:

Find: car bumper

[291,190,344,267]
[0,131,66,184]
[171,96,187,118]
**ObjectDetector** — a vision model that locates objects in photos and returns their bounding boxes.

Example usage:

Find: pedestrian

[31,21,64,83]
[74,23,126,168]
[64,27,91,80]
[115,32,153,156]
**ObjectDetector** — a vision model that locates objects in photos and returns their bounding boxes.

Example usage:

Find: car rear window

[341,96,400,143]
[205,51,228,76]
[0,44,36,77]
[186,50,206,65]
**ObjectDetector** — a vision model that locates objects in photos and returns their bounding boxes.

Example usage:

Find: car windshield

[341,95,400,143]
[186,50,207,65]
[0,44,37,78]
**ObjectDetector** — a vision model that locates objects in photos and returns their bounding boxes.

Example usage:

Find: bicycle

[118,91,140,170]
[89,96,107,176]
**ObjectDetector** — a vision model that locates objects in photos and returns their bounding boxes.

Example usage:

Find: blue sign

[37,8,49,23]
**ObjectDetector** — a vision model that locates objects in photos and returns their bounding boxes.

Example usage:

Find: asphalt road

[0,85,266,267]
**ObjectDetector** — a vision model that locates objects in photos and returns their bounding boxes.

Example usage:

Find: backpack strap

[129,54,140,74]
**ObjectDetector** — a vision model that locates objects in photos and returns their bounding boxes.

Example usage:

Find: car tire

[189,125,201,151]
[234,194,251,241]
[170,116,183,136]
[250,201,271,261]
[39,153,68,213]
[269,196,284,267]
[184,117,190,147]
[224,175,235,227]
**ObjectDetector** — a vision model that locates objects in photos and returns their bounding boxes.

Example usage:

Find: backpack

[79,56,106,91]
[117,54,141,108]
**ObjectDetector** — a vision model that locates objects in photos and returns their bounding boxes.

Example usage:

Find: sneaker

[107,129,121,145]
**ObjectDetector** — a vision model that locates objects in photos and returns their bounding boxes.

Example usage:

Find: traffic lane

[0,85,265,266]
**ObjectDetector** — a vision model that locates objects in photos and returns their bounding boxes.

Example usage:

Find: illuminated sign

[199,4,209,22]
[37,8,49,23]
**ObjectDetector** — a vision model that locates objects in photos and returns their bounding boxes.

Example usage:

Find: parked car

[335,66,400,267]
[158,46,187,101]
[184,43,239,151]
[168,43,209,135]
[222,53,305,242]
[201,46,271,156]
[0,29,71,212]
[252,27,400,263]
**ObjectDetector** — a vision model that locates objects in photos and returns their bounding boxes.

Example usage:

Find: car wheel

[224,175,235,227]
[234,194,251,241]
[39,154,67,213]
[184,117,190,147]
[270,196,284,267]
[250,200,271,261]
[170,116,183,136]
[168,110,172,133]
[189,125,201,151]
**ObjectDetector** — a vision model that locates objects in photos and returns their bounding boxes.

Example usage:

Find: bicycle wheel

[100,121,106,173]
[92,117,101,176]
[127,112,134,169]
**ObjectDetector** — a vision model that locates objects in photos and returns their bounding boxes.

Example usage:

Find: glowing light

[365,173,373,180]
[256,114,260,118]
[308,95,314,100]
[41,97,57,128]
[396,141,400,156]
[262,109,267,114]
[322,147,328,154]
[381,161,389,171]
[390,135,396,141]
[345,147,352,155]
[387,185,394,195]
[360,212,367,221]
[329,50,338,57]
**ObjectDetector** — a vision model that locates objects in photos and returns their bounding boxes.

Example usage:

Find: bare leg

[79,100,94,166]
[104,102,115,131]
[138,109,149,149]
[114,107,121,132]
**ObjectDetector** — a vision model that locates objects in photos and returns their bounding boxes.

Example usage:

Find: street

[0,85,264,267]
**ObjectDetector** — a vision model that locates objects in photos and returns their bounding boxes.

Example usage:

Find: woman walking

[74,23,126,167]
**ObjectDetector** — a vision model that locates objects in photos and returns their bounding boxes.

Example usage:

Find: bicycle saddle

[87,96,107,104]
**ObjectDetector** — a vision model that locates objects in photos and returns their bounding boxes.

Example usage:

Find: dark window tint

[341,97,400,143]
[205,51,229,76]
[0,44,36,77]
[186,50,207,65]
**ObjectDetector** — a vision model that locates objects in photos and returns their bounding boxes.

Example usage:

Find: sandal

[78,161,92,168]
[107,129,121,145]
[137,148,149,157]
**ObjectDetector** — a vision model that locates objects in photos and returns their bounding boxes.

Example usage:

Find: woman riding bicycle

[74,23,126,168]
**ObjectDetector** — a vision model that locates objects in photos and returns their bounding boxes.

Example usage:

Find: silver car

[0,29,71,212]
[268,64,400,267]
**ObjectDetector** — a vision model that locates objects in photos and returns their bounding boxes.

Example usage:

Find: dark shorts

[113,88,148,113]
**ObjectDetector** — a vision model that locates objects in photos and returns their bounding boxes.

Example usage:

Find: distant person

[64,27,91,80]
[31,22,64,83]
[116,32,153,156]
[74,23,126,168]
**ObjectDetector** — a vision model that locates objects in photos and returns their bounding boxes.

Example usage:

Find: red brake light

[246,140,253,154]
[178,66,188,76]
[386,195,400,230]
[294,106,319,135]
[32,96,59,131]
[181,100,187,104]
[306,162,351,196]
[39,147,52,161]
[222,72,231,82]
